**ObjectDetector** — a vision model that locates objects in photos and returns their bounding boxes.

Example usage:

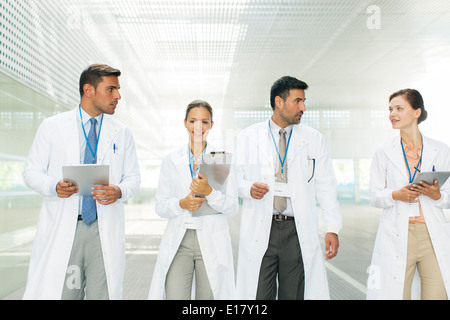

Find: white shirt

[76,106,103,164]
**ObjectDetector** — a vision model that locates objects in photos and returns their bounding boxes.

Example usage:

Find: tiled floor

[2,203,383,300]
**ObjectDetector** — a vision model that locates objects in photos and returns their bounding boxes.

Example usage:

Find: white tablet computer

[413,171,450,188]
[62,164,109,195]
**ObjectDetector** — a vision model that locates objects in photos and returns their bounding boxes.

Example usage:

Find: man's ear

[274,96,284,110]
[83,84,95,98]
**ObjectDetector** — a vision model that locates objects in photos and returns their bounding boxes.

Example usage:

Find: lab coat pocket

[301,157,315,183]
[108,144,125,185]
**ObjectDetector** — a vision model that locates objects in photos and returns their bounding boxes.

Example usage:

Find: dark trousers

[256,219,305,300]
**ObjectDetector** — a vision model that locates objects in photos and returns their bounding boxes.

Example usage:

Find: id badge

[183,213,202,230]
[273,182,289,198]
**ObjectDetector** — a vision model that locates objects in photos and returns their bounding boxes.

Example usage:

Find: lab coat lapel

[288,125,308,163]
[421,136,439,172]
[384,136,409,181]
[257,121,273,167]
[173,145,193,184]
[65,109,80,165]
[96,115,118,164]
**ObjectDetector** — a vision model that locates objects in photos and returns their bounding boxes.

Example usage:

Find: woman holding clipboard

[148,100,238,300]
[367,89,450,300]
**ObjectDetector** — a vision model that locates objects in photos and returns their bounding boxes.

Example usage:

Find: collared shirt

[76,107,103,164]
[269,118,294,217]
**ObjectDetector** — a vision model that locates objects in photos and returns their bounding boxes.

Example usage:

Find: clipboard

[192,152,232,217]
[62,164,109,195]
[413,171,450,187]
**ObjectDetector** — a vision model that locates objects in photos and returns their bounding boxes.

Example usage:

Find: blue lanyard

[79,104,104,164]
[188,143,207,178]
[400,138,423,184]
[269,120,293,174]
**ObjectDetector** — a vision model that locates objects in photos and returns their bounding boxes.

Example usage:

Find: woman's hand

[190,172,213,196]
[392,184,421,203]
[179,191,206,211]
[410,180,441,201]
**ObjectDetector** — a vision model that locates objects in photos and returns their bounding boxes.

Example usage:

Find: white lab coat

[234,120,342,300]
[22,108,141,299]
[367,135,450,300]
[148,144,238,300]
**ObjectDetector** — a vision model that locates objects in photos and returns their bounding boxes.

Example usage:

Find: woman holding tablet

[148,100,238,300]
[367,89,450,300]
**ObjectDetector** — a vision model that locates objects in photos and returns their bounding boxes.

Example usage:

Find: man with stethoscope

[22,64,141,299]
[235,76,342,300]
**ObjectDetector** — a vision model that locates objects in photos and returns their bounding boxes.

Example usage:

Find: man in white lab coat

[22,64,141,299]
[235,76,341,300]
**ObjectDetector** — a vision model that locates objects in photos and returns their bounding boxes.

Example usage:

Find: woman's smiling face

[184,106,214,144]
[388,95,421,130]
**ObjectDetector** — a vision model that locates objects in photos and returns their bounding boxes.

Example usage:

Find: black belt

[273,214,294,221]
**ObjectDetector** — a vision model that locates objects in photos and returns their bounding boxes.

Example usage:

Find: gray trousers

[256,219,305,300]
[61,219,109,300]
[165,229,214,300]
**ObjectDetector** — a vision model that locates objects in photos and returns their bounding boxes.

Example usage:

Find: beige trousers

[403,223,447,300]
[165,229,214,300]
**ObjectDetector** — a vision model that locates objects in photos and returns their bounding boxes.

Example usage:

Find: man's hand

[56,180,78,198]
[250,182,270,199]
[325,232,339,260]
[92,184,122,205]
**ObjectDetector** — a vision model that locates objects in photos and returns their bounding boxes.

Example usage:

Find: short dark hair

[185,100,213,121]
[79,64,121,97]
[389,89,428,124]
[270,76,308,110]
